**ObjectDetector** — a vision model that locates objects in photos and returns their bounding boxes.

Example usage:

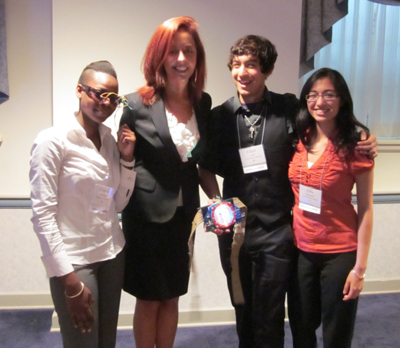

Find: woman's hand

[66,284,94,333]
[61,272,94,333]
[117,124,136,163]
[342,270,364,301]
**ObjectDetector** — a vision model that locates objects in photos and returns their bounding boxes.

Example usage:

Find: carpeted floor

[1,292,399,347]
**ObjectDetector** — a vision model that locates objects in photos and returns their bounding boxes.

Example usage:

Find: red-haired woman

[120,16,211,348]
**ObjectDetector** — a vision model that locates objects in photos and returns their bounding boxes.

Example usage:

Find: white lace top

[166,109,200,162]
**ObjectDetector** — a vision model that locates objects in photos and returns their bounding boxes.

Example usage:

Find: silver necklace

[244,115,261,138]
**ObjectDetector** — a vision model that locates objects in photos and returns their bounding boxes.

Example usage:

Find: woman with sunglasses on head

[119,16,211,348]
[30,60,136,348]
[288,68,374,348]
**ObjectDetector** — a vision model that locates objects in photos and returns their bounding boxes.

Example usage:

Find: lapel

[150,98,181,161]
[148,94,209,162]
[190,95,208,159]
[194,98,206,138]
[254,91,283,147]
[254,106,267,146]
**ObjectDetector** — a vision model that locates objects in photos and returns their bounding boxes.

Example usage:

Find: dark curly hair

[227,35,277,74]
[297,68,369,159]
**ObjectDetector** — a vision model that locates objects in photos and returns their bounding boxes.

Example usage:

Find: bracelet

[212,195,222,200]
[352,269,366,279]
[65,282,85,299]
[120,158,135,167]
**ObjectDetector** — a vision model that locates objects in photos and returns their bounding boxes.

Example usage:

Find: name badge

[239,144,268,174]
[89,184,114,214]
[299,184,322,214]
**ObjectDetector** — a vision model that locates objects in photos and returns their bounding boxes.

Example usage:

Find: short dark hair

[227,35,277,74]
[78,60,118,85]
[297,67,369,158]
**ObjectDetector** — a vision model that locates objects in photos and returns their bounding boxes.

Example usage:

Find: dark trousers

[289,249,358,348]
[218,221,295,348]
[50,250,125,348]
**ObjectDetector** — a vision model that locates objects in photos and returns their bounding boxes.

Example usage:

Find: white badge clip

[89,184,114,214]
[299,184,322,214]
[239,144,268,174]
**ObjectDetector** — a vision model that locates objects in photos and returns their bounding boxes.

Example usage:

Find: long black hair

[297,68,369,159]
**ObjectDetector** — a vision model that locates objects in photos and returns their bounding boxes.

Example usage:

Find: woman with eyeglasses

[119,16,211,348]
[30,60,136,347]
[288,68,374,348]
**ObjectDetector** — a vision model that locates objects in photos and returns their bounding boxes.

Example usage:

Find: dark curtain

[0,0,9,105]
[299,0,348,77]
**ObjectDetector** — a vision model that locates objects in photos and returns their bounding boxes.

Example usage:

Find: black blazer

[120,92,211,223]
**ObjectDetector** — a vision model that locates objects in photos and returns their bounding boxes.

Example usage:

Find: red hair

[138,16,206,105]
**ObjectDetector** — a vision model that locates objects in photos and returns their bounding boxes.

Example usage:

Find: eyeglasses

[80,84,131,108]
[305,92,339,102]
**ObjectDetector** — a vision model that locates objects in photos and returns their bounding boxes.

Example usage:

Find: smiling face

[76,71,118,126]
[163,29,197,88]
[307,77,341,128]
[231,54,271,104]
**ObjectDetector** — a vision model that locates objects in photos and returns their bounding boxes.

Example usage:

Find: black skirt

[122,207,192,301]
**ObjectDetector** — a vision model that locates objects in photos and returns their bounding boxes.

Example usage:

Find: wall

[51,0,301,130]
[0,0,52,198]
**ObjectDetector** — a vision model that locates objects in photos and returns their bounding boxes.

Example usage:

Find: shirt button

[104,221,112,229]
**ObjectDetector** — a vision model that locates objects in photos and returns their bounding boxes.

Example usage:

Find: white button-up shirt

[30,116,136,278]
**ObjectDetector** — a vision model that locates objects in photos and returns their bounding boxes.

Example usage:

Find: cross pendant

[249,126,255,138]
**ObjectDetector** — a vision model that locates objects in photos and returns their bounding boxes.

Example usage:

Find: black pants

[288,249,358,348]
[218,221,295,348]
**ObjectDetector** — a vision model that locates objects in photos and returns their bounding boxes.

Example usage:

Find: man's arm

[199,166,221,199]
[356,131,378,158]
